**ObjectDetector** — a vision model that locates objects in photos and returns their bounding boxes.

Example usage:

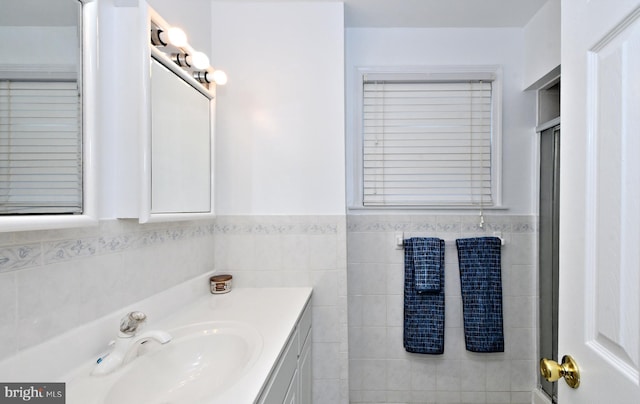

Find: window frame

[348,65,504,211]
[0,0,97,232]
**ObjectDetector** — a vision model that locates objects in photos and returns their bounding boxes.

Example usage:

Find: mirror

[0,0,97,231]
[150,58,212,214]
[130,6,216,223]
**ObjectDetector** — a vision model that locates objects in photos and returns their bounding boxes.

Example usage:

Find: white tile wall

[0,272,17,360]
[1,213,537,404]
[0,219,216,362]
[347,214,538,404]
[213,215,349,404]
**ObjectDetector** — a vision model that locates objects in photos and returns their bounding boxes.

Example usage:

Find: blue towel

[456,237,504,353]
[403,237,445,354]
[412,238,442,292]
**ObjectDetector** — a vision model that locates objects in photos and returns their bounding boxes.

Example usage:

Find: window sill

[347,205,509,215]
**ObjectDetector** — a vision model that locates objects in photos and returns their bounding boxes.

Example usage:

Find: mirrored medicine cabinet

[115,3,216,223]
[0,0,98,232]
[0,0,217,231]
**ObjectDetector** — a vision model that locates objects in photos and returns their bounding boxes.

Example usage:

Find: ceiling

[0,0,550,28]
[211,0,550,28]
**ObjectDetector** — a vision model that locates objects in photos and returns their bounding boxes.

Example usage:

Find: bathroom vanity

[0,279,312,404]
[65,286,312,404]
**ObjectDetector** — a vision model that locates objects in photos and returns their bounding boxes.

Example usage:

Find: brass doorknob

[540,355,580,389]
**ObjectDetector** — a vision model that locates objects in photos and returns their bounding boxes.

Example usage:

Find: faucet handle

[120,311,147,336]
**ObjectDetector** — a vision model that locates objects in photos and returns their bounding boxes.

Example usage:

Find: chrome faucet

[92,311,172,376]
[120,311,147,335]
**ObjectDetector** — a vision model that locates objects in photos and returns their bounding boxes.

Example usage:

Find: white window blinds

[0,80,82,214]
[362,79,494,207]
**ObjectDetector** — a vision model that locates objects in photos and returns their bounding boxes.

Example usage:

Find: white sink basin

[102,321,262,404]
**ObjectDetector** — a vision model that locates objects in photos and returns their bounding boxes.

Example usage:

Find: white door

[558,0,640,402]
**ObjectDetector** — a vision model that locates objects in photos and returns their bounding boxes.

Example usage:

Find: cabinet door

[298,331,312,404]
[150,58,211,214]
[258,330,299,404]
[283,370,298,404]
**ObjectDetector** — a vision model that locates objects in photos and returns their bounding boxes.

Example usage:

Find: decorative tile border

[0,243,41,273]
[1,215,530,273]
[512,221,537,233]
[0,220,217,274]
[43,238,98,265]
[213,222,338,235]
[347,215,537,234]
[98,233,135,254]
[0,217,345,273]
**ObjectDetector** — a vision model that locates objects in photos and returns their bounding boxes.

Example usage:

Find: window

[0,0,97,232]
[0,80,82,214]
[352,67,502,209]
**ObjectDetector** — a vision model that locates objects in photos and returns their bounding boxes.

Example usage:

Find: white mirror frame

[0,0,98,233]
[138,5,216,224]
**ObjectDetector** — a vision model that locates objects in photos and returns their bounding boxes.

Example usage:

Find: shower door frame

[538,123,560,403]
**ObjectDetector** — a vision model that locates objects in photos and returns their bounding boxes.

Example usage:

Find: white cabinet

[297,302,312,404]
[114,3,216,223]
[258,302,312,404]
[283,371,299,404]
[259,329,299,404]
[149,59,212,214]
[298,330,312,404]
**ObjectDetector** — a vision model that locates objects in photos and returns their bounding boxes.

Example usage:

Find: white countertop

[0,278,311,404]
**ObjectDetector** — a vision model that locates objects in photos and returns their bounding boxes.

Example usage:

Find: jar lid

[210,274,232,282]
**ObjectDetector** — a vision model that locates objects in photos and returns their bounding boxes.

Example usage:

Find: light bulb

[212,70,228,85]
[191,51,210,70]
[166,27,187,47]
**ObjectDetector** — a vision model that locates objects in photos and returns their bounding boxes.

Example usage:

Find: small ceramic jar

[210,274,233,294]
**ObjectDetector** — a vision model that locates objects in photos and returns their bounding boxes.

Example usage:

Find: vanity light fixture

[193,70,228,86]
[171,52,191,68]
[151,26,188,48]
[193,71,211,83]
[151,19,227,86]
[150,28,167,47]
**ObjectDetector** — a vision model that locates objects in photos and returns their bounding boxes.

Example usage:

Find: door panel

[560,0,640,402]
[589,19,640,376]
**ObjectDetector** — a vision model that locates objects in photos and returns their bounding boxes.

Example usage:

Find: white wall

[211,1,346,215]
[523,0,560,89]
[209,4,349,402]
[0,27,77,67]
[346,28,537,215]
